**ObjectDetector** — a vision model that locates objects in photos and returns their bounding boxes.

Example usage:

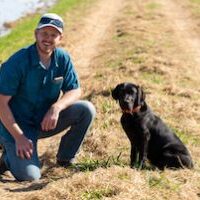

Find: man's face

[35,26,63,55]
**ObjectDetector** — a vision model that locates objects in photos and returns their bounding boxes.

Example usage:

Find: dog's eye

[127,88,135,95]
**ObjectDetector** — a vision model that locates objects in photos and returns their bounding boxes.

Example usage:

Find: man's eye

[41,32,48,37]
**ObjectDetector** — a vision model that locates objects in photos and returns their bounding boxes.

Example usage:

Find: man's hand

[41,105,60,131]
[41,88,81,131]
[15,135,33,159]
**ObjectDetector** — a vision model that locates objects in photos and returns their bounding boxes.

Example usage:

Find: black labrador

[112,82,193,170]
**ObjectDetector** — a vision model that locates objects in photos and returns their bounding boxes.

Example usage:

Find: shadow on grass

[1,152,157,193]
[5,181,49,192]
[68,152,125,172]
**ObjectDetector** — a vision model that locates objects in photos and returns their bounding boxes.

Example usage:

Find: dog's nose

[124,96,132,103]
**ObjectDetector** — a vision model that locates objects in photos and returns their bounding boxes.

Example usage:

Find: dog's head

[112,82,145,113]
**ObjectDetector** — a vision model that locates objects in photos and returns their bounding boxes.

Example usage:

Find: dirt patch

[63,0,125,78]
[160,0,200,76]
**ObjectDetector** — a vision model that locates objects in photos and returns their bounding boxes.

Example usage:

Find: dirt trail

[39,0,200,155]
[38,0,125,155]
[64,0,124,77]
[160,0,200,75]
[64,0,200,78]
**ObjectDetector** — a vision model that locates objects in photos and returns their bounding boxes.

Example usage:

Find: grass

[0,0,93,63]
[187,0,200,18]
[68,153,125,172]
[190,0,200,4]
[81,187,117,199]
[140,72,164,84]
[147,173,178,190]
[0,0,200,199]
[146,2,161,10]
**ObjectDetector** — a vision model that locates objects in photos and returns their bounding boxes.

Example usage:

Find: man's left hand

[41,106,60,131]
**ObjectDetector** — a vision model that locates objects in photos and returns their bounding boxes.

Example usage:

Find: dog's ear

[112,83,124,100]
[137,85,146,106]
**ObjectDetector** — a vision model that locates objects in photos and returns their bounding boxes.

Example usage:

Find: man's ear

[137,85,146,106]
[59,33,63,40]
[112,83,124,100]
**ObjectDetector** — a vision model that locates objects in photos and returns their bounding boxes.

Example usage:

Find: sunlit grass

[190,0,200,4]
[141,72,164,84]
[81,187,118,199]
[0,0,93,63]
[146,2,161,10]
[147,173,180,191]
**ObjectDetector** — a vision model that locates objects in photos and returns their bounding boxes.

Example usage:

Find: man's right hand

[0,94,34,160]
[15,135,33,159]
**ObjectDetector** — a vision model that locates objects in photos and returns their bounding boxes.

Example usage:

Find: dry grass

[0,0,200,199]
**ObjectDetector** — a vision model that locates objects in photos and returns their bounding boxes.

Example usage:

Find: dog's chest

[131,115,145,128]
[127,115,148,136]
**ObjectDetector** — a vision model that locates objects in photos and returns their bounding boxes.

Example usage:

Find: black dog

[112,82,193,170]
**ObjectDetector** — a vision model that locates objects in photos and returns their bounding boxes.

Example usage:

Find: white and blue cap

[37,13,64,34]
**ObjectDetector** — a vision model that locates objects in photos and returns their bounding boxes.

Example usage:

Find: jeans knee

[12,165,41,181]
[81,101,96,121]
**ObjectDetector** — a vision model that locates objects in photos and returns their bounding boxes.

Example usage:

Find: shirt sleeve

[0,55,22,96]
[61,53,80,92]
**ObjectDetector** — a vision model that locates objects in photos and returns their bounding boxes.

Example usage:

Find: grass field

[0,0,200,199]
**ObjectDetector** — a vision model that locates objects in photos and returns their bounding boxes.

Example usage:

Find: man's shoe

[0,150,8,174]
[56,159,74,168]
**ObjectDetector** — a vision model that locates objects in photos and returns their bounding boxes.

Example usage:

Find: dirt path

[38,0,125,157]
[160,0,200,75]
[64,0,200,78]
[63,0,125,78]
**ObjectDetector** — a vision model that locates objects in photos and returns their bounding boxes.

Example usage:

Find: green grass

[146,2,161,10]
[147,173,180,191]
[172,127,200,146]
[188,0,200,17]
[81,188,117,200]
[190,0,200,4]
[0,0,93,63]
[106,59,124,69]
[141,71,164,84]
[72,154,125,172]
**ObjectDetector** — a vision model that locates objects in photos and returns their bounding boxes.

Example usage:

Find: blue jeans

[0,100,96,181]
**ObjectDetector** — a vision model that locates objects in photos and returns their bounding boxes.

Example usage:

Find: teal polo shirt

[0,43,80,141]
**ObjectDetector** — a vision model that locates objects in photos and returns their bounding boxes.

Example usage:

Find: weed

[147,173,180,191]
[172,127,200,146]
[146,2,161,10]
[71,153,125,172]
[81,187,117,200]
[140,71,164,84]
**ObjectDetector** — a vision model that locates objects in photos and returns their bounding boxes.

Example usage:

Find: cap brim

[37,24,63,34]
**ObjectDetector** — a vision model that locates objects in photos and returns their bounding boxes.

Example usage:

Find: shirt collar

[52,48,59,68]
[29,43,40,67]
[30,43,59,68]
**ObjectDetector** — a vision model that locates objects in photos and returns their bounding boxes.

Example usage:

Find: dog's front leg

[138,129,150,169]
[130,142,137,167]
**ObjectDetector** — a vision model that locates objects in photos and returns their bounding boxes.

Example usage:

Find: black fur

[112,82,193,170]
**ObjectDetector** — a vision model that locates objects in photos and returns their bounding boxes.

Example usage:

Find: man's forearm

[52,88,81,112]
[0,94,24,140]
[40,88,81,131]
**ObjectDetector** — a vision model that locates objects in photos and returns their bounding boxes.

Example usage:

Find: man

[0,13,96,181]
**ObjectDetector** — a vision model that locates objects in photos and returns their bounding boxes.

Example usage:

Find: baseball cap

[37,13,64,34]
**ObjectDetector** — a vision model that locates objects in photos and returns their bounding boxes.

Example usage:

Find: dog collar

[122,106,141,114]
